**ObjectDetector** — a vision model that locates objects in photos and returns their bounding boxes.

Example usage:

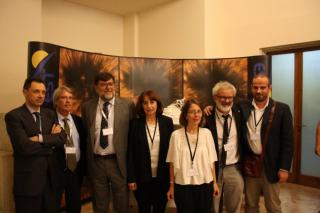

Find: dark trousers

[134,178,169,213]
[56,169,82,213]
[15,181,56,213]
[174,182,213,213]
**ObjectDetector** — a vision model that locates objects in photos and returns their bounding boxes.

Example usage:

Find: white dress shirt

[94,97,115,155]
[57,112,81,162]
[145,121,160,177]
[215,109,239,165]
[247,98,269,155]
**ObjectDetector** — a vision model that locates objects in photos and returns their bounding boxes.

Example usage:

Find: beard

[216,102,233,113]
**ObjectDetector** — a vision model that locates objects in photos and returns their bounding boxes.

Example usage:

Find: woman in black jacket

[127,90,174,213]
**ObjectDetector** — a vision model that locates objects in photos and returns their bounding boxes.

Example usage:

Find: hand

[29,135,39,142]
[203,106,213,116]
[167,185,174,200]
[128,182,137,191]
[278,170,289,183]
[51,124,61,134]
[213,182,220,197]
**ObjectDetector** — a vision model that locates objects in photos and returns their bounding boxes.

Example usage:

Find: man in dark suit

[81,72,135,213]
[239,73,293,213]
[53,86,86,213]
[205,81,244,213]
[5,77,67,213]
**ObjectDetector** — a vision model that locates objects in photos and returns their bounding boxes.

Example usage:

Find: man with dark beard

[205,81,244,213]
[240,73,293,213]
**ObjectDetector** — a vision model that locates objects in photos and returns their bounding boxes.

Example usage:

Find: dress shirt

[166,128,217,185]
[247,98,269,155]
[145,121,160,177]
[57,112,81,161]
[215,109,239,165]
[94,97,115,155]
[25,104,43,142]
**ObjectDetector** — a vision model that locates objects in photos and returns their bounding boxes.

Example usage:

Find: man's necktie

[63,118,77,171]
[100,102,109,149]
[220,114,230,168]
[33,112,41,132]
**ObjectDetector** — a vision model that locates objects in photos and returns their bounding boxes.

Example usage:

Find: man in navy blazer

[53,86,86,213]
[5,77,67,213]
[239,73,293,213]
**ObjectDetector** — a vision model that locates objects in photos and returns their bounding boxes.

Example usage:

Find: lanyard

[146,118,158,146]
[253,109,264,130]
[185,127,199,166]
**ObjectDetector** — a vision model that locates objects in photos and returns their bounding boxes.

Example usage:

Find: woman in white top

[166,99,219,213]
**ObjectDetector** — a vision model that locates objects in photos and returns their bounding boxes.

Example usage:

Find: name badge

[187,166,199,177]
[224,143,234,152]
[66,147,76,154]
[250,132,260,141]
[103,127,113,136]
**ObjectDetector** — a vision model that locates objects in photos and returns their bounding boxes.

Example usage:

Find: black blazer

[127,115,174,184]
[54,113,87,188]
[239,98,294,183]
[5,104,67,196]
[205,105,243,177]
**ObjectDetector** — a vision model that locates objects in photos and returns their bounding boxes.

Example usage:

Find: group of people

[5,71,294,213]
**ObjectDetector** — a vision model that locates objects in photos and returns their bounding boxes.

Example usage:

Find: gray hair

[212,81,237,96]
[52,85,73,107]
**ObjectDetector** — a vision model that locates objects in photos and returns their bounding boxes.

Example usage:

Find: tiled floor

[81,183,320,213]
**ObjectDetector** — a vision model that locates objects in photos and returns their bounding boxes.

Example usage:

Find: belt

[94,154,116,159]
[225,162,239,167]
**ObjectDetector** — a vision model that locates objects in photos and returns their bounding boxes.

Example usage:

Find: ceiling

[65,0,178,15]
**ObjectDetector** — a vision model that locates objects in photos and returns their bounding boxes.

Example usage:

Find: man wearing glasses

[205,81,244,213]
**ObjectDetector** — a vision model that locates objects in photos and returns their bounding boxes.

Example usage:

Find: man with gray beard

[205,81,244,213]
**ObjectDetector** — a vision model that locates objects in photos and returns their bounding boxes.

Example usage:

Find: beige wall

[0,0,123,113]
[42,0,123,55]
[0,0,42,113]
[136,0,206,59]
[204,0,320,58]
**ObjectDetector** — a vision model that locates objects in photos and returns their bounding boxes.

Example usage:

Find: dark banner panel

[247,55,269,98]
[28,42,60,108]
[183,58,248,106]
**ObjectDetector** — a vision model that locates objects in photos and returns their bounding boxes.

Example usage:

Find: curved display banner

[28,41,269,123]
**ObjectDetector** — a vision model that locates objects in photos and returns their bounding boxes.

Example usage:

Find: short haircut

[252,72,271,85]
[52,85,73,107]
[212,81,237,96]
[136,90,163,117]
[23,77,45,90]
[179,99,204,127]
[94,72,115,85]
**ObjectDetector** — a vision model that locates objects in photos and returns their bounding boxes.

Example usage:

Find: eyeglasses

[216,96,234,101]
[59,96,74,100]
[187,110,202,115]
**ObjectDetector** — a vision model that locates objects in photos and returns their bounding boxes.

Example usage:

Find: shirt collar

[99,96,115,106]
[215,107,232,119]
[57,111,72,121]
[252,98,269,111]
[25,103,40,114]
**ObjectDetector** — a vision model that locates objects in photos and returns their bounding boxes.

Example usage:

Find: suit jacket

[81,97,135,179]
[54,113,87,189]
[5,104,67,196]
[205,105,243,177]
[127,115,174,184]
[239,98,294,183]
